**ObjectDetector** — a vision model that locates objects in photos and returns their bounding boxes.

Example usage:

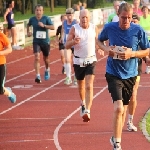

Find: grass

[146,112,150,136]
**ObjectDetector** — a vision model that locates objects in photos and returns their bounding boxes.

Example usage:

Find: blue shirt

[98,22,149,79]
[28,16,53,44]
[63,19,76,43]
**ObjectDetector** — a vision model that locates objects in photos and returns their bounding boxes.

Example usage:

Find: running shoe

[110,136,122,150]
[62,66,66,74]
[82,111,90,122]
[35,76,41,83]
[44,70,50,80]
[80,105,85,117]
[127,122,137,132]
[74,76,77,85]
[64,77,72,85]
[145,66,150,74]
[12,45,23,50]
[7,87,16,103]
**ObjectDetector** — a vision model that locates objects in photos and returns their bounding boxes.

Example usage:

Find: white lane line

[7,47,57,65]
[53,85,108,150]
[0,78,65,115]
[30,100,79,102]
[7,55,34,64]
[6,59,60,83]
[0,117,65,120]
[0,139,54,143]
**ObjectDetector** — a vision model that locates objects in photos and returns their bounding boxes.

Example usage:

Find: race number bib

[36,31,46,39]
[11,14,14,19]
[113,46,125,60]
[79,56,96,67]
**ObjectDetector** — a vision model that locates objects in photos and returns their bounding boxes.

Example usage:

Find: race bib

[113,46,125,60]
[79,56,96,67]
[36,31,46,39]
[11,14,14,19]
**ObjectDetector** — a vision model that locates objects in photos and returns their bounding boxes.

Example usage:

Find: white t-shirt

[112,15,119,22]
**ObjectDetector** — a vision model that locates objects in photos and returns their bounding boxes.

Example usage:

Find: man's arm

[3,8,9,23]
[65,26,76,49]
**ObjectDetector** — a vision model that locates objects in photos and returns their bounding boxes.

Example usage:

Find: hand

[73,36,81,45]
[38,22,44,28]
[97,49,104,56]
[116,47,132,60]
[27,32,32,37]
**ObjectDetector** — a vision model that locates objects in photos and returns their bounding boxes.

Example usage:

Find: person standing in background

[4,0,22,50]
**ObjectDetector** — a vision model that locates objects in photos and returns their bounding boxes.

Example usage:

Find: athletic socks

[128,114,133,123]
[65,63,71,79]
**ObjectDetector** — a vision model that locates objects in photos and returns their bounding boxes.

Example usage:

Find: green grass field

[146,112,150,137]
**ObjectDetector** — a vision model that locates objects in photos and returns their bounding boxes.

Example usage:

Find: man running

[0,26,16,103]
[27,4,54,83]
[62,8,78,85]
[65,9,98,122]
[98,3,149,150]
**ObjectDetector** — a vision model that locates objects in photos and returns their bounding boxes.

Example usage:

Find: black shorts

[59,43,65,50]
[73,62,96,80]
[8,24,15,29]
[33,43,50,57]
[105,73,137,105]
[0,64,6,94]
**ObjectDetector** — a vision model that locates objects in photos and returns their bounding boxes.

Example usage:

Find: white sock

[65,63,71,79]
[85,109,90,113]
[81,100,85,106]
[45,68,50,71]
[114,138,121,143]
[36,74,40,77]
[128,114,133,123]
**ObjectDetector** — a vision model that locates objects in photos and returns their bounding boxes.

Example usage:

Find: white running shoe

[127,122,137,132]
[110,136,122,150]
[12,45,23,50]
[64,77,72,85]
[82,111,90,122]
[145,66,150,74]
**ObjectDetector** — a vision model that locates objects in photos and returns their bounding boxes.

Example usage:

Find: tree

[50,0,54,12]
[32,0,37,14]
[66,0,71,8]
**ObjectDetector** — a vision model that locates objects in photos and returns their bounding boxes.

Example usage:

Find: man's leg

[64,49,72,85]
[82,74,95,122]
[127,76,140,131]
[112,100,124,148]
[60,49,66,74]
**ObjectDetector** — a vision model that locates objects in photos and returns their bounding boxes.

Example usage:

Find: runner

[0,26,16,103]
[55,14,67,74]
[139,6,150,74]
[65,9,99,122]
[62,8,78,85]
[127,13,141,132]
[3,0,22,50]
[27,4,54,83]
[97,3,149,150]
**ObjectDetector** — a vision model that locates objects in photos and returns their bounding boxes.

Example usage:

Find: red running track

[0,46,149,150]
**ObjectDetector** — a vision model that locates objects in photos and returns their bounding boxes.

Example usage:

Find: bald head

[79,9,90,29]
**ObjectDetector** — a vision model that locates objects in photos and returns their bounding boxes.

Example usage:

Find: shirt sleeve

[27,18,32,26]
[98,24,109,42]
[138,28,150,49]
[46,17,53,25]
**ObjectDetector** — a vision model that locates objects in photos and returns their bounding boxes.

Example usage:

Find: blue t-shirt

[98,22,149,79]
[28,16,53,44]
[63,19,76,44]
